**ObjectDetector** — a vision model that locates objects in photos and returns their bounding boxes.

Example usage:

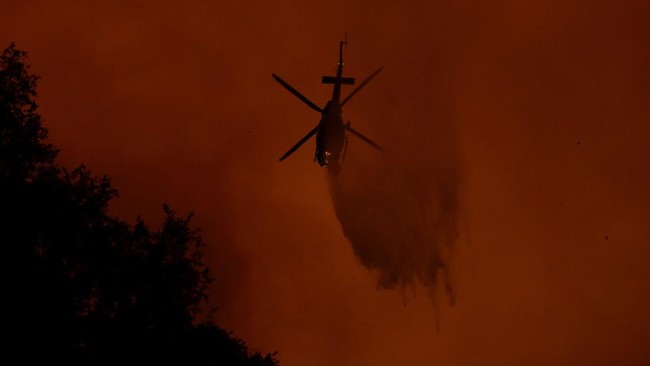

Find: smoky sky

[327,89,460,303]
[328,157,458,297]
[2,1,650,365]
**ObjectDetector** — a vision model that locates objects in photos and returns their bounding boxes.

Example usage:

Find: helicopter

[272,36,384,173]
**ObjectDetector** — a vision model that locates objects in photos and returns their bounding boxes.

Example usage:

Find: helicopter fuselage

[273,37,383,169]
[314,99,345,168]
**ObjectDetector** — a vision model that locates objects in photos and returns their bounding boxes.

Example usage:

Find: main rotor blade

[272,74,323,113]
[340,67,383,107]
[346,124,384,152]
[279,125,319,161]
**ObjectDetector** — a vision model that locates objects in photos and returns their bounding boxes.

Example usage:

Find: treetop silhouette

[0,43,278,365]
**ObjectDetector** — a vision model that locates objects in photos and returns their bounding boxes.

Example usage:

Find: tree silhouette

[0,43,278,365]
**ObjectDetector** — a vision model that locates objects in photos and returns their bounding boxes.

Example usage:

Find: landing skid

[340,134,349,164]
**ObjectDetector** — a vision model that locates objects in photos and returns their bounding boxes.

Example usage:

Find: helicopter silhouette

[273,36,384,173]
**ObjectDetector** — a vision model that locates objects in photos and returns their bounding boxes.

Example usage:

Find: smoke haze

[327,102,460,301]
[2,0,650,365]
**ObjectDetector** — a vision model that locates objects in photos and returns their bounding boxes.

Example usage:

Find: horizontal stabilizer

[322,76,355,85]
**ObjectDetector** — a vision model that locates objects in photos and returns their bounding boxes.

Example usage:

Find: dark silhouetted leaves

[0,43,278,365]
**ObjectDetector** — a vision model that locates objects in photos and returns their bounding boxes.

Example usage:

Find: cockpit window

[316,150,329,167]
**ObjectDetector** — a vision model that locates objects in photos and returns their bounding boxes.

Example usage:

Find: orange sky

[2,1,650,365]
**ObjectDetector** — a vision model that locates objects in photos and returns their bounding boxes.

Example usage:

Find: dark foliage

[0,43,278,365]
